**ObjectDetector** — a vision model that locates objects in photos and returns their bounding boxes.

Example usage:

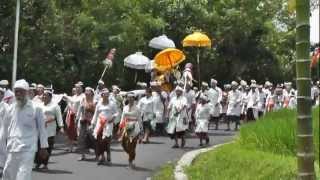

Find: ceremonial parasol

[124,52,150,81]
[154,48,186,72]
[182,32,211,87]
[124,52,150,70]
[149,35,176,50]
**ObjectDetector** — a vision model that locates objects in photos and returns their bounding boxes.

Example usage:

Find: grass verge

[186,142,301,180]
[152,162,175,180]
[187,107,319,180]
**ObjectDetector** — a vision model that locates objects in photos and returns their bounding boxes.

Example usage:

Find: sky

[310,8,319,43]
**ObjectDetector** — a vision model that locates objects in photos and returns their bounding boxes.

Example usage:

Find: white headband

[14,79,29,90]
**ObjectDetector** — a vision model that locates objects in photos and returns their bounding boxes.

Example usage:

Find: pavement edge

[174,142,233,180]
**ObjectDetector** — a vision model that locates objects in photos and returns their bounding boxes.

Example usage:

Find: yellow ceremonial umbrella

[154,48,186,72]
[182,32,211,87]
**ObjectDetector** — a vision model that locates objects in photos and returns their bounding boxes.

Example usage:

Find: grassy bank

[187,107,319,180]
[239,107,319,163]
[187,143,300,180]
[153,107,319,179]
[152,162,175,180]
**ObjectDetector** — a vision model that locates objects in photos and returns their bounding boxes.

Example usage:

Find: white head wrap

[250,83,257,88]
[240,80,247,86]
[0,80,9,86]
[85,87,94,93]
[112,85,120,91]
[231,81,238,86]
[201,82,209,87]
[14,79,29,90]
[37,84,44,88]
[175,86,183,92]
[210,78,217,84]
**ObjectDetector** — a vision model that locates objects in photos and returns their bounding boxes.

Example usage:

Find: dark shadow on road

[33,169,73,174]
[207,132,235,136]
[100,162,128,167]
[144,141,165,145]
[133,166,152,172]
[80,157,97,162]
[181,146,197,151]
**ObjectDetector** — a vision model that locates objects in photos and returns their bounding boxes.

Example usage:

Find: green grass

[186,107,319,180]
[187,143,300,180]
[239,107,319,162]
[154,107,319,180]
[152,162,175,180]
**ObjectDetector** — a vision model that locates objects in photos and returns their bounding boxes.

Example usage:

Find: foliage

[152,162,175,180]
[0,0,297,91]
[239,107,319,163]
[185,108,319,180]
[187,142,320,180]
[186,143,300,180]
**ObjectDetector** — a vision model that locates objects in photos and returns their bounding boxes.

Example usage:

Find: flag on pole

[103,48,116,69]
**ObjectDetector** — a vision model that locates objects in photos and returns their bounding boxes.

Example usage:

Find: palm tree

[295,0,315,179]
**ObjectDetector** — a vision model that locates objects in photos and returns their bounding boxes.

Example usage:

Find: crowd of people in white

[0,78,319,180]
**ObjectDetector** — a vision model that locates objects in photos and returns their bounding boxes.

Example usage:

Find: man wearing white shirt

[137,88,155,143]
[257,85,267,117]
[151,82,166,136]
[2,79,48,180]
[246,84,259,121]
[183,84,196,131]
[0,88,9,176]
[207,79,222,130]
[226,81,242,131]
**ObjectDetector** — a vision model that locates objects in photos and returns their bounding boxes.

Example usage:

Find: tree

[295,0,315,179]
[0,0,298,91]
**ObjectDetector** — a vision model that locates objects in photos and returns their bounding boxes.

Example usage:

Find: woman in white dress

[137,88,155,143]
[167,86,188,148]
[195,95,212,146]
[91,88,118,165]
[35,90,64,170]
[119,92,142,169]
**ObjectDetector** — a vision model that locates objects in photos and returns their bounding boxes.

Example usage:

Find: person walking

[167,86,188,148]
[91,88,118,165]
[119,93,141,169]
[2,79,48,180]
[34,89,64,170]
[76,87,96,161]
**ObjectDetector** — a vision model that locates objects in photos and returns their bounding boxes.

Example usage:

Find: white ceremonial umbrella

[149,34,175,50]
[124,52,150,82]
[124,52,150,70]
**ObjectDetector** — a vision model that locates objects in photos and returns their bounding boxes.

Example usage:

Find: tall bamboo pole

[12,0,20,88]
[296,0,315,179]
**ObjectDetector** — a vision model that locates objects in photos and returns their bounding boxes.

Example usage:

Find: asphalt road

[32,126,235,180]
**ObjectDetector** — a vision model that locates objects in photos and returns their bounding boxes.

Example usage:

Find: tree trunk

[296,0,315,179]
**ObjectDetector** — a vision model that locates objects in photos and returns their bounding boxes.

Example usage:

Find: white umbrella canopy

[124,52,150,70]
[149,34,175,50]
